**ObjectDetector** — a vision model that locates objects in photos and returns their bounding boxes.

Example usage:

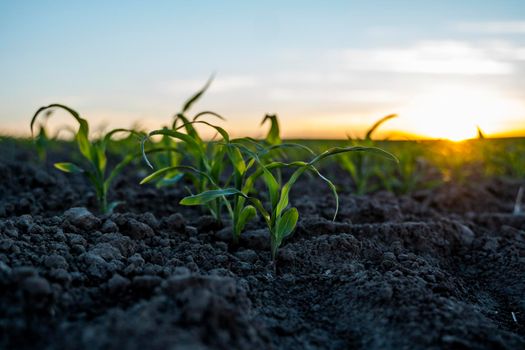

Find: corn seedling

[140,79,397,256]
[162,76,226,186]
[31,104,167,213]
[215,136,316,243]
[141,79,302,224]
[33,110,55,162]
[140,76,231,221]
[339,114,398,194]
[141,119,232,221]
[261,114,281,146]
[141,119,306,226]
[178,145,397,258]
[143,113,319,244]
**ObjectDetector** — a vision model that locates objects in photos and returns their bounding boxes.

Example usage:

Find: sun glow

[398,85,523,141]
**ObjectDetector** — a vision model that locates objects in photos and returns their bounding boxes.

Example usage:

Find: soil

[1,142,524,349]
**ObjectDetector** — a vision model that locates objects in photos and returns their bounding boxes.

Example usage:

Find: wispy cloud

[268,88,402,104]
[455,21,525,34]
[159,75,258,95]
[342,41,519,75]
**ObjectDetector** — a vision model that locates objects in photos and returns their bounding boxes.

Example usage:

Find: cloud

[342,41,519,75]
[455,21,525,34]
[159,75,258,95]
[268,88,402,104]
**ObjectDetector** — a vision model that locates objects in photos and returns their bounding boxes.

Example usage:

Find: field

[1,98,525,349]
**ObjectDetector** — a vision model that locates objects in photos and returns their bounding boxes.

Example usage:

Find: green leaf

[54,162,84,173]
[149,129,202,153]
[234,205,257,236]
[193,110,226,122]
[311,146,398,165]
[30,104,94,162]
[103,128,142,145]
[228,146,246,175]
[156,173,184,188]
[261,114,281,145]
[261,167,280,209]
[92,143,107,174]
[231,137,266,153]
[173,113,201,141]
[272,206,299,258]
[307,165,340,221]
[246,196,271,226]
[186,120,230,143]
[104,147,179,191]
[75,117,92,161]
[182,74,214,113]
[365,114,397,140]
[180,188,242,206]
[266,142,315,156]
[275,166,308,217]
[210,146,226,181]
[276,207,299,240]
[31,104,85,137]
[140,165,213,185]
[144,129,204,169]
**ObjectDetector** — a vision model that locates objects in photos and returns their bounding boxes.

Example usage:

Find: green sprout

[140,76,229,221]
[31,104,159,214]
[33,110,54,162]
[339,114,398,194]
[142,112,317,245]
[261,114,281,146]
[141,119,231,222]
[140,79,397,258]
[178,145,397,259]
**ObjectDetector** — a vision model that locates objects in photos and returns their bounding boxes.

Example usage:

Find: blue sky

[1,0,524,139]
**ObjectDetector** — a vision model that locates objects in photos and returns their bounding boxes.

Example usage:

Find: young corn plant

[142,113,317,243]
[144,126,185,188]
[31,104,162,214]
[141,118,231,221]
[141,79,296,224]
[261,114,281,146]
[146,75,227,184]
[339,114,397,194]
[178,145,397,259]
[213,136,315,243]
[33,110,55,163]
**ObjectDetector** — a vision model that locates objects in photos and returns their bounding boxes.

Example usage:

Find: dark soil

[1,143,524,349]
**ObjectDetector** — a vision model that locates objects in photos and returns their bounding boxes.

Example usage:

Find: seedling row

[29,79,525,258]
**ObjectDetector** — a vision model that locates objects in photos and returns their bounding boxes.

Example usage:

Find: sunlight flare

[398,85,523,141]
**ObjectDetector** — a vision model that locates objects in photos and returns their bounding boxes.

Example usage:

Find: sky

[1,0,525,140]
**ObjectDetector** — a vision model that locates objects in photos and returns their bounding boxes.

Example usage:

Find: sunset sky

[1,0,524,140]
